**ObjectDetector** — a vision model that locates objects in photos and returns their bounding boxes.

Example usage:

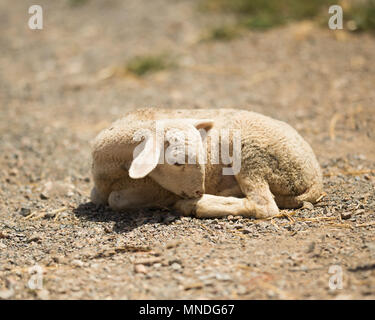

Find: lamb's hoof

[243,192,279,219]
[254,210,279,219]
[253,203,279,219]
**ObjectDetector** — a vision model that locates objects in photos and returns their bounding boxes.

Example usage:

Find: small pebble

[71,259,84,267]
[267,289,276,298]
[134,264,147,274]
[241,228,252,234]
[354,209,365,215]
[0,231,9,239]
[28,234,42,243]
[9,169,18,176]
[0,289,14,299]
[215,273,231,281]
[171,262,182,270]
[166,240,181,249]
[18,207,32,216]
[237,285,247,295]
[36,289,50,300]
[306,241,315,253]
[340,212,352,220]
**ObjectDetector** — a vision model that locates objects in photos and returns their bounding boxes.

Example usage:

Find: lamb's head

[128,118,213,199]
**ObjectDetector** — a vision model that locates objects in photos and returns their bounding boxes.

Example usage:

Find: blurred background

[1,1,374,168]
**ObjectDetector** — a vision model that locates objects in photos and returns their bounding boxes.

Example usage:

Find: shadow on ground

[73,202,182,233]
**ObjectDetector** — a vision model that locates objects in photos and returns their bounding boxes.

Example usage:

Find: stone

[0,289,14,299]
[134,264,147,274]
[340,212,352,220]
[171,262,182,270]
[40,181,75,199]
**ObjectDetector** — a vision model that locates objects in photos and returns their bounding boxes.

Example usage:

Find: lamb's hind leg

[236,177,279,219]
[274,184,323,209]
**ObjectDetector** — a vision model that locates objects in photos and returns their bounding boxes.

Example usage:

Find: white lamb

[91,108,323,219]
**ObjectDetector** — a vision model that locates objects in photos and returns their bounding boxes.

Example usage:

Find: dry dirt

[0,0,375,300]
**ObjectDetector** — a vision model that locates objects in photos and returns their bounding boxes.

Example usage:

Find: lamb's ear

[129,136,161,179]
[190,119,214,132]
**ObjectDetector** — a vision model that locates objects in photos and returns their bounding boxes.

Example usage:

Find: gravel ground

[0,0,374,299]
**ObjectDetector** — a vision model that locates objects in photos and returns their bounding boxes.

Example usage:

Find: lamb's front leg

[108,189,152,210]
[174,192,279,219]
[174,194,250,217]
